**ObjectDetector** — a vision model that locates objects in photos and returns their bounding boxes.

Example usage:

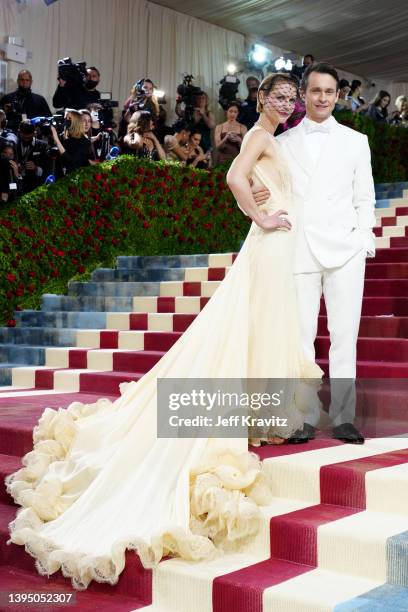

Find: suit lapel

[283,121,314,177]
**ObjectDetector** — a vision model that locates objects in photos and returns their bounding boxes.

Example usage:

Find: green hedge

[0,157,248,324]
[334,111,408,183]
[1,115,407,325]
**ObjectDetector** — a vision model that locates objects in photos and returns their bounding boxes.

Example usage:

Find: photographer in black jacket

[50,109,93,174]
[52,59,101,111]
[0,70,51,132]
[0,142,23,203]
[16,121,48,193]
[0,110,17,147]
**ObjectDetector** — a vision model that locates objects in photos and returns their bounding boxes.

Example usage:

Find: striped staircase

[0,181,407,611]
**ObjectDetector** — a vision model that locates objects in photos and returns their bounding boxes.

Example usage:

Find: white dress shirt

[302,115,335,165]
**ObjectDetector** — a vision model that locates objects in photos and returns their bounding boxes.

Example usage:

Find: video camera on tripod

[57,57,87,87]
[176,74,203,123]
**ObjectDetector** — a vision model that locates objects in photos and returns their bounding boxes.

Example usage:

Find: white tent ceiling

[152,0,408,82]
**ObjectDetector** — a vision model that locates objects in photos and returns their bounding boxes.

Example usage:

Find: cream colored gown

[6,127,321,590]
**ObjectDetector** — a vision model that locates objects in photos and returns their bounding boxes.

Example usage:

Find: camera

[218,74,240,110]
[30,114,65,137]
[57,57,87,87]
[176,74,203,122]
[128,79,152,114]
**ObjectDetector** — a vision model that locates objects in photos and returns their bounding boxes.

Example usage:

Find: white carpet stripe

[150,498,310,612]
[263,569,380,612]
[366,462,408,515]
[318,509,408,581]
[262,438,408,502]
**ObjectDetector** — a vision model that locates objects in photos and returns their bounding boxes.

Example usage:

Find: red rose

[90,210,97,217]
[137,167,145,175]
[162,229,170,237]
[143,221,151,228]
[68,185,78,195]
[111,165,118,174]
[7,319,16,327]
[95,173,102,181]
[6,273,16,282]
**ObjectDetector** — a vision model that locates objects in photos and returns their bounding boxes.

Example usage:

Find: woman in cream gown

[6,74,322,590]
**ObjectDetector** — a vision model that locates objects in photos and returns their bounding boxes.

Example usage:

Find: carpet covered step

[318,315,408,338]
[41,294,134,312]
[14,311,107,329]
[68,280,221,298]
[116,253,235,270]
[0,566,149,611]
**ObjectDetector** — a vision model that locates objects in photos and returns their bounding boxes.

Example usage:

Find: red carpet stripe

[320,448,408,509]
[213,558,310,612]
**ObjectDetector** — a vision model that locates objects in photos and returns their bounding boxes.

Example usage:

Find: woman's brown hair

[257,73,299,113]
[127,110,152,136]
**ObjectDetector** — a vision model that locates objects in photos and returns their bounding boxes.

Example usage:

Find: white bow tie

[304,122,331,135]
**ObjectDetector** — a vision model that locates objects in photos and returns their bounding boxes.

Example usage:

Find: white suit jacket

[276,117,376,272]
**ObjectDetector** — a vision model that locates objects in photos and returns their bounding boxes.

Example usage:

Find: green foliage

[0,157,249,324]
[334,111,408,183]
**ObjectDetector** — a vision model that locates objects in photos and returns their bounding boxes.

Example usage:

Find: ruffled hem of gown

[5,395,272,590]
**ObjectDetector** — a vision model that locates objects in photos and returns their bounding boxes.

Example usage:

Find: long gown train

[5,137,322,590]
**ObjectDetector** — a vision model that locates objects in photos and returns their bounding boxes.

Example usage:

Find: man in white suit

[255,62,376,443]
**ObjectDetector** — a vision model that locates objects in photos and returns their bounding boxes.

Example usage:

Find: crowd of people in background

[0,56,407,204]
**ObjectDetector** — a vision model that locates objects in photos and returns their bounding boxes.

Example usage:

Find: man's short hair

[17,69,32,80]
[246,76,260,88]
[303,54,315,62]
[88,66,100,77]
[174,120,191,133]
[339,79,350,90]
[301,62,340,91]
[19,120,35,134]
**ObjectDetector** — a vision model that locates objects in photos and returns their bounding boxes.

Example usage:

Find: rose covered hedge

[0,114,407,324]
[334,111,408,183]
[0,157,249,324]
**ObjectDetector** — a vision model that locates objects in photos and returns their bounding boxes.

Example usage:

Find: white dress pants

[294,248,366,426]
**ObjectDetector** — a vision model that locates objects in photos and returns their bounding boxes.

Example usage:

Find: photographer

[238,76,260,130]
[52,60,101,110]
[0,110,17,147]
[119,79,159,139]
[82,106,116,161]
[0,70,51,132]
[16,120,48,193]
[50,109,93,174]
[0,143,23,203]
[189,91,215,152]
[123,110,165,160]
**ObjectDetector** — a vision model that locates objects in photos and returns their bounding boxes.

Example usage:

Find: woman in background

[364,90,391,123]
[123,110,165,160]
[50,109,93,174]
[214,102,247,164]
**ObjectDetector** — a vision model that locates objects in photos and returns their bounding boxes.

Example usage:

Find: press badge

[9,183,17,190]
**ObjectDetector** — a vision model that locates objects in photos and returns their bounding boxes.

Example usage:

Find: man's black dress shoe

[288,423,315,444]
[332,422,365,444]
